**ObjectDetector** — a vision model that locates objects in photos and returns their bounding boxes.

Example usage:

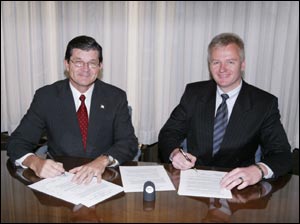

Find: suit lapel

[199,83,216,138]
[57,80,84,151]
[87,80,106,148]
[195,81,216,159]
[221,81,253,150]
[58,80,79,129]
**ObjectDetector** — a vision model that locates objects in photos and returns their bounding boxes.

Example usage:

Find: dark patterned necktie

[77,95,88,151]
[213,94,229,156]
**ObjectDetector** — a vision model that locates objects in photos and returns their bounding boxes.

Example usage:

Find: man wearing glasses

[7,35,138,184]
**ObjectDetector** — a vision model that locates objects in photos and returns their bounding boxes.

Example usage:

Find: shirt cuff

[15,153,35,169]
[107,155,119,167]
[257,162,274,179]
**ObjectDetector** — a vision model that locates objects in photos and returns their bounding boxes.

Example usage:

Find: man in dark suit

[158,33,292,190]
[7,35,138,184]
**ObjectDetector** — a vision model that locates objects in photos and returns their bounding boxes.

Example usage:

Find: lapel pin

[100,105,105,109]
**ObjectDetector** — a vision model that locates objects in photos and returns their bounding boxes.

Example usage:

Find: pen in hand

[179,148,197,172]
[46,152,66,176]
[179,148,192,162]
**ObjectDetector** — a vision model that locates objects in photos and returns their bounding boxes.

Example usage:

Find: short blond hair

[208,33,245,62]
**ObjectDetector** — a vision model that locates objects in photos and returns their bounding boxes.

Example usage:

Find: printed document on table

[178,169,232,199]
[28,172,123,207]
[119,165,175,192]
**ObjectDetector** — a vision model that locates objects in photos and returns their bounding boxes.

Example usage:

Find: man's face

[209,43,245,92]
[65,48,102,93]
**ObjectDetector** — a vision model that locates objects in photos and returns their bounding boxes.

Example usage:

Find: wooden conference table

[1,151,299,223]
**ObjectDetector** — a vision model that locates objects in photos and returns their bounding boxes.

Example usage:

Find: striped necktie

[213,94,229,156]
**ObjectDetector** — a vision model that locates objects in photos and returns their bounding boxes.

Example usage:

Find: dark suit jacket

[158,80,292,177]
[7,79,138,164]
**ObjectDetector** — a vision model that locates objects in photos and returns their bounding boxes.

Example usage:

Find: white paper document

[28,172,123,207]
[178,169,232,199]
[119,165,175,192]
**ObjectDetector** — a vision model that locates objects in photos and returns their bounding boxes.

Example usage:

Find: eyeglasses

[69,59,100,69]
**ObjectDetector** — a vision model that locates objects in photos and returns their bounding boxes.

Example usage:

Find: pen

[47,152,66,176]
[179,148,197,172]
[46,151,54,160]
[179,148,192,162]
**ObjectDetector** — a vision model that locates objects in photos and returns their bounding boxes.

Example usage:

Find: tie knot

[79,95,86,102]
[221,94,229,101]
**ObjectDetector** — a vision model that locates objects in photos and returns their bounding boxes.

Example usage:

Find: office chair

[128,106,142,161]
[292,148,299,175]
[1,131,9,151]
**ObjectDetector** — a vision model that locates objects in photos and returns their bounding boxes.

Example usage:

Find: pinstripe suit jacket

[7,79,138,164]
[158,80,292,177]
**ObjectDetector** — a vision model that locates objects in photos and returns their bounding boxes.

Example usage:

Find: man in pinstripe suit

[158,33,292,190]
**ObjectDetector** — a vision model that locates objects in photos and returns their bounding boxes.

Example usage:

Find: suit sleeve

[158,85,193,163]
[6,90,46,163]
[259,97,292,177]
[107,92,138,164]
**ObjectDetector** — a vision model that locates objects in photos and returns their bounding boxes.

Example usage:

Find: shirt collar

[216,80,242,99]
[69,82,94,100]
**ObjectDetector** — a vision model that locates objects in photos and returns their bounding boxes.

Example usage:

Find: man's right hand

[22,154,65,178]
[170,148,196,170]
